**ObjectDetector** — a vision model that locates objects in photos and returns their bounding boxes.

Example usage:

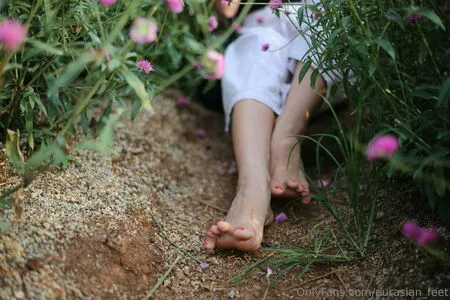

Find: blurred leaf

[377,39,396,60]
[27,39,63,56]
[6,130,24,169]
[119,67,152,111]
[48,51,96,98]
[73,109,123,155]
[297,7,304,28]
[298,59,312,83]
[439,78,450,107]
[433,164,446,197]
[417,8,444,30]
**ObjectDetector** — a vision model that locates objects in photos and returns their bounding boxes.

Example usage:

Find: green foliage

[299,0,450,226]
[0,0,232,187]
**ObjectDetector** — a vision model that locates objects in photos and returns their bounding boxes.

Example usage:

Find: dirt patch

[63,217,162,299]
[1,91,449,299]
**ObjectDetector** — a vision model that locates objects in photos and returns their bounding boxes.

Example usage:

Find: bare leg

[204,100,275,251]
[270,61,326,202]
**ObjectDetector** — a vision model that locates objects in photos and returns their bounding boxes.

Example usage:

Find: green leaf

[297,7,304,28]
[73,109,123,155]
[119,67,152,111]
[417,8,445,30]
[48,51,96,98]
[6,130,25,169]
[439,78,450,107]
[28,39,64,56]
[298,59,312,83]
[432,164,446,197]
[377,39,396,60]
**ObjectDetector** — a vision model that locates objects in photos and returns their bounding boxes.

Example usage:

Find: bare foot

[270,136,310,203]
[203,185,273,251]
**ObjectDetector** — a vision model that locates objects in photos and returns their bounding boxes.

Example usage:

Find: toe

[206,229,216,238]
[203,239,215,250]
[287,179,298,189]
[217,221,232,232]
[210,225,220,235]
[297,184,306,192]
[232,227,253,240]
[271,185,285,196]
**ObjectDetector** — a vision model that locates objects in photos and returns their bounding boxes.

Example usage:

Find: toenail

[273,185,283,190]
[207,230,212,234]
[203,241,208,246]
[235,227,245,231]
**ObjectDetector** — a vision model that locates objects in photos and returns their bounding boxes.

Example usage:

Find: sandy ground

[1,92,449,299]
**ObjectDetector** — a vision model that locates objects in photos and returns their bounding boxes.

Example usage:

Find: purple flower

[200,262,209,270]
[208,16,218,32]
[176,97,190,106]
[439,6,450,15]
[274,212,287,223]
[364,134,399,161]
[136,60,153,73]
[193,61,203,70]
[269,0,282,11]
[402,220,421,241]
[261,43,270,51]
[417,228,440,247]
[407,13,423,24]
[196,129,207,138]
[266,267,273,277]
[221,0,231,5]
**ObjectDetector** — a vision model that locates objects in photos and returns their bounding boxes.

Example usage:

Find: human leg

[204,99,275,251]
[270,61,326,202]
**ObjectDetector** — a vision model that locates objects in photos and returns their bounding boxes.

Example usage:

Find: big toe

[271,184,285,196]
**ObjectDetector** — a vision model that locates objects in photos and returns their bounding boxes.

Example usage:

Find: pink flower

[208,16,218,32]
[256,16,264,23]
[165,0,184,14]
[221,0,231,5]
[364,134,399,160]
[136,60,153,73]
[98,0,116,6]
[274,212,287,223]
[232,22,242,33]
[261,43,270,51]
[199,262,208,270]
[129,18,158,44]
[197,129,207,138]
[402,220,440,248]
[269,0,282,11]
[417,228,440,247]
[203,50,224,80]
[176,97,190,106]
[402,220,421,241]
[0,20,27,52]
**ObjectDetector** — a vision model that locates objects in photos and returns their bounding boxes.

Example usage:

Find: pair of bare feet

[203,137,310,252]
